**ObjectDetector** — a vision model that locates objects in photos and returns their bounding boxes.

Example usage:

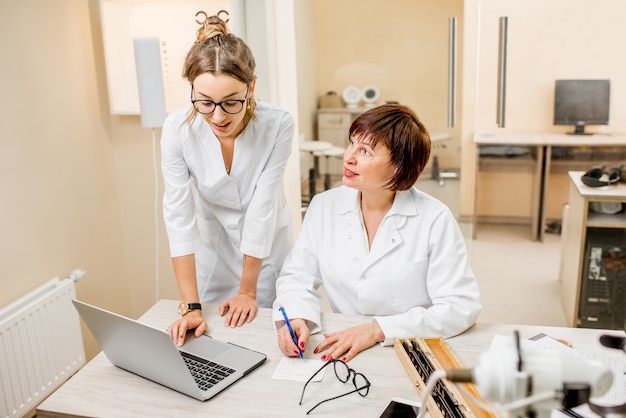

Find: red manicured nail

[313,348,319,354]
[294,350,300,355]
[299,341,305,348]
[321,355,326,360]
[342,357,347,362]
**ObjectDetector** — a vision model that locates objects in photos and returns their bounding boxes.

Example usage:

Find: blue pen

[279,305,303,359]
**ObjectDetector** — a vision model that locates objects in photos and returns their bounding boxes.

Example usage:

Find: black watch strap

[186,303,202,311]
[179,302,202,316]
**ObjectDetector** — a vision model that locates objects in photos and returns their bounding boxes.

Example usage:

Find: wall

[310,0,464,170]
[293,1,318,153]
[0,0,132,360]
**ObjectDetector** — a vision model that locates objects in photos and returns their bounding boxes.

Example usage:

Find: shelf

[551,159,626,174]
[478,156,536,173]
[481,158,626,175]
[587,208,626,228]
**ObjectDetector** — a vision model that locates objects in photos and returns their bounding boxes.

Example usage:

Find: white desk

[474,132,626,241]
[37,300,626,417]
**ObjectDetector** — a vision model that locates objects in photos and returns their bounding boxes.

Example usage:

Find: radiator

[0,269,86,418]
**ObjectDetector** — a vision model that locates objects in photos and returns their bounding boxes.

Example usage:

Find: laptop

[72,299,266,401]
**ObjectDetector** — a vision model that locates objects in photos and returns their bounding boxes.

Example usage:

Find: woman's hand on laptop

[168,311,207,347]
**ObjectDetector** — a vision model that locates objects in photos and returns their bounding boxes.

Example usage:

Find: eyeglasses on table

[299,359,371,414]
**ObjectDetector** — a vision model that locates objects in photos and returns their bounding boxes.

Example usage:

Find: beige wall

[310,0,464,170]
[0,1,134,360]
[294,1,318,150]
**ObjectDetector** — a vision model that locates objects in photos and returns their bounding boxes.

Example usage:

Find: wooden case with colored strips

[393,337,497,418]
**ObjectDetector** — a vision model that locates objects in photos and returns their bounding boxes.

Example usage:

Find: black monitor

[553,79,610,135]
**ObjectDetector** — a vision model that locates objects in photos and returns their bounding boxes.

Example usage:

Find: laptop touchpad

[180,334,230,359]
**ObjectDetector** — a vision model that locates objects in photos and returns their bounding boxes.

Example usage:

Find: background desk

[37,299,626,417]
[474,132,626,241]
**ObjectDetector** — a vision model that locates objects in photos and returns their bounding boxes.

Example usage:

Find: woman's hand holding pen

[278,318,310,357]
[219,293,258,328]
[168,311,208,347]
[278,320,385,362]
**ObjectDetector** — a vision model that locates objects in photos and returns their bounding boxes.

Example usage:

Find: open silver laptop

[72,299,266,401]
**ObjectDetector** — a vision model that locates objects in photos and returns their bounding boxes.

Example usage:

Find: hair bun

[196,15,229,43]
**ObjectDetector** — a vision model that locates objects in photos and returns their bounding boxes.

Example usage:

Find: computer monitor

[553,79,610,135]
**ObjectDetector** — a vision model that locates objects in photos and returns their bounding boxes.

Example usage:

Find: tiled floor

[304,173,569,327]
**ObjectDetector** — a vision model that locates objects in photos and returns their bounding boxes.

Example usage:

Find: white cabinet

[317,111,351,146]
[561,171,626,329]
[476,0,626,133]
[316,108,365,176]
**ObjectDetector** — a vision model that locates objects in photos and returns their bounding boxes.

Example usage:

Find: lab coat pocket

[390,259,429,309]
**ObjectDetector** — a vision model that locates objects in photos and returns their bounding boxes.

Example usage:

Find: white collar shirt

[274,186,481,345]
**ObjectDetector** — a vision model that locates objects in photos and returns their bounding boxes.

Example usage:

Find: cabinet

[560,171,626,329]
[316,108,365,176]
[475,0,626,132]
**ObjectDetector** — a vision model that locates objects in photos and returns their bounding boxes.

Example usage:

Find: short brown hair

[349,104,431,191]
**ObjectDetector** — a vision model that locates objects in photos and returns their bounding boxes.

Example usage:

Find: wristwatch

[178,302,202,316]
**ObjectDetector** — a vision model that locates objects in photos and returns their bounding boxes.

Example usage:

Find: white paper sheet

[271,358,327,382]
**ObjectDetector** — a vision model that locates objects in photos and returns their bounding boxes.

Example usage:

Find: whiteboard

[100,0,232,115]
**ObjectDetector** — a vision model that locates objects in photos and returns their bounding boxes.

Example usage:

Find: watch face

[178,302,201,316]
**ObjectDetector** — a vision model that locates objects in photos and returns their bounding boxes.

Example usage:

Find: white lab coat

[273,186,481,345]
[161,101,294,307]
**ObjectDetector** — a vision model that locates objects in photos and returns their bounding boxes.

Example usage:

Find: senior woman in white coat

[163,16,293,346]
[273,104,481,362]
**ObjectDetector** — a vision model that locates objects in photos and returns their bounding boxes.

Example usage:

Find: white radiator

[0,269,86,418]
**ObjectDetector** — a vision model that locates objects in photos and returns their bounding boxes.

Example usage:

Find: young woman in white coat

[273,104,481,362]
[163,16,294,346]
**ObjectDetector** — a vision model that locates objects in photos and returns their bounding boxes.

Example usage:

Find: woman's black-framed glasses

[190,85,249,115]
[299,359,370,414]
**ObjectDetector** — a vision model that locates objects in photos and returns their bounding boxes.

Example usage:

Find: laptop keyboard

[180,351,236,391]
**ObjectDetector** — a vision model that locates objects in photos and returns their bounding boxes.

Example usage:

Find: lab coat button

[391,238,396,243]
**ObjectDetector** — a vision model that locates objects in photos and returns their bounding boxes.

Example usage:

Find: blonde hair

[183,15,256,125]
